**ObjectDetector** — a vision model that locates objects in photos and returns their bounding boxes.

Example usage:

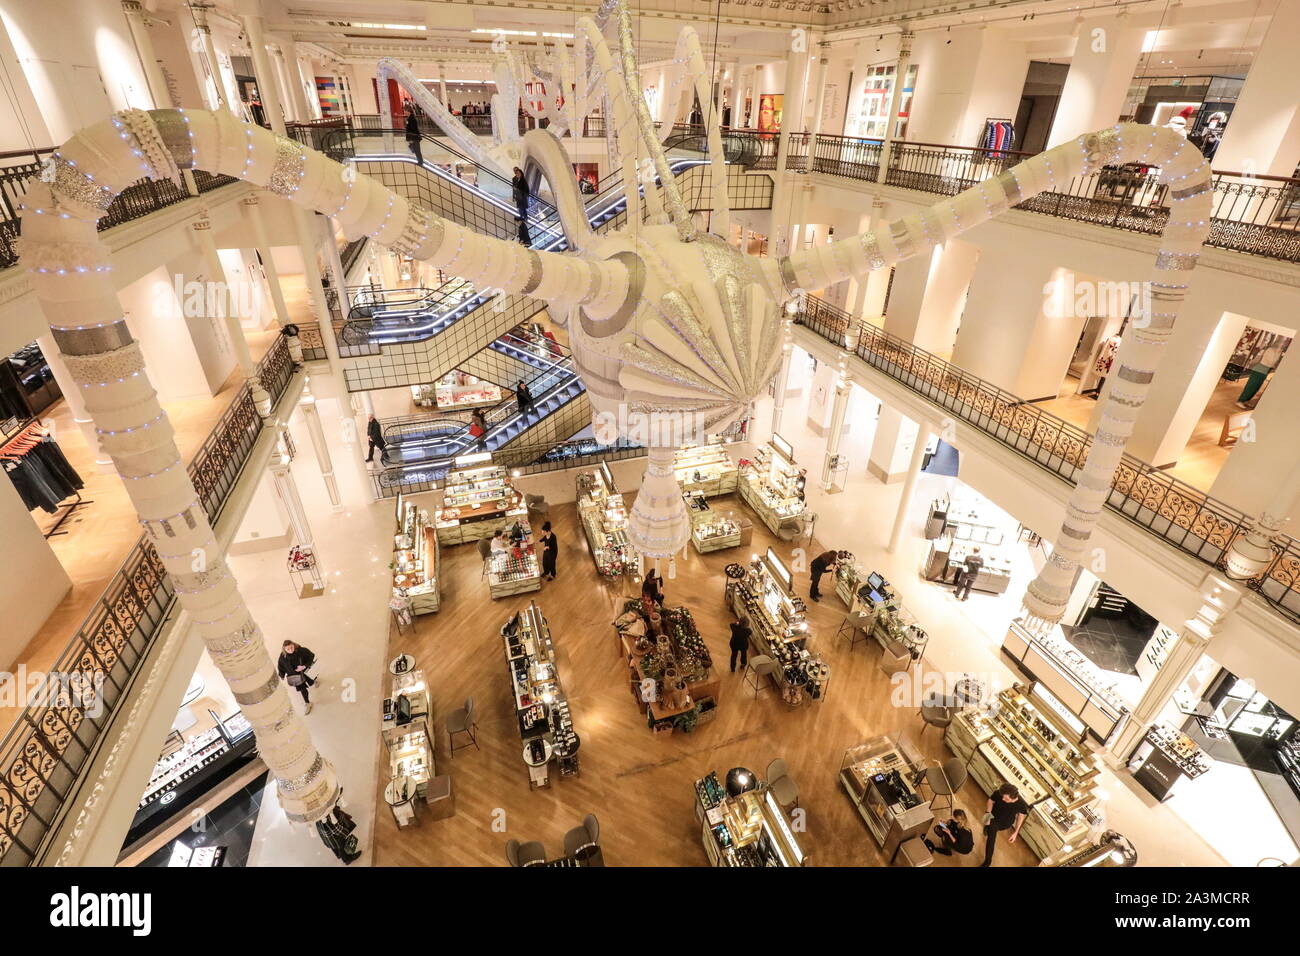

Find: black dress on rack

[3,438,84,514]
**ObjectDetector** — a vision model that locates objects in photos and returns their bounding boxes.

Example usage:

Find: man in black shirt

[954,545,984,601]
[729,619,752,672]
[809,549,838,602]
[981,783,1028,866]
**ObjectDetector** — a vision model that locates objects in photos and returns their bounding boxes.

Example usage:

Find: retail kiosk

[727,548,830,705]
[694,769,806,866]
[738,433,805,536]
[839,735,934,859]
[392,492,439,614]
[945,682,1102,859]
[486,518,542,598]
[504,603,580,788]
[685,494,744,553]
[382,667,435,827]
[576,464,635,577]
[673,437,738,497]
[436,452,529,546]
[614,599,720,734]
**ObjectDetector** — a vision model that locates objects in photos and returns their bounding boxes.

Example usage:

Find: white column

[884,238,979,354]
[241,194,293,329]
[877,31,914,183]
[820,357,851,491]
[270,449,314,547]
[438,64,448,107]
[867,404,920,484]
[771,43,811,256]
[280,39,314,122]
[318,215,352,316]
[770,328,794,435]
[1105,574,1242,763]
[292,208,342,374]
[887,423,933,552]
[120,1,169,109]
[807,46,831,142]
[241,12,286,134]
[1046,11,1145,148]
[268,44,298,124]
[36,334,112,472]
[298,378,343,511]
[1212,0,1300,176]
[187,2,226,111]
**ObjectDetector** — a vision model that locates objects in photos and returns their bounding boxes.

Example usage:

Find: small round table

[389,653,416,676]
[523,738,554,790]
[952,676,986,709]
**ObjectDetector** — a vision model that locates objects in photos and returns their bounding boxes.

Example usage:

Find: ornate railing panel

[796,295,1300,623]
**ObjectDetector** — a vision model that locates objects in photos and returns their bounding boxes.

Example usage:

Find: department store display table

[486,517,542,598]
[685,494,742,553]
[576,464,634,576]
[839,735,933,859]
[504,602,579,788]
[436,453,527,546]
[673,437,738,498]
[694,770,806,866]
[725,549,829,705]
[614,598,719,734]
[924,538,1013,594]
[392,492,439,614]
[738,434,805,536]
[945,682,1101,859]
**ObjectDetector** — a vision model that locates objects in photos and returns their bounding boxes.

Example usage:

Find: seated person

[925,809,975,857]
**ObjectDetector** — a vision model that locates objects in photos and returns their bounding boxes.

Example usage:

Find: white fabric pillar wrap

[627,446,691,558]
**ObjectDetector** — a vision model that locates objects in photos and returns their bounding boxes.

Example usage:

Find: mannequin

[1237,343,1283,408]
[1194,111,1228,161]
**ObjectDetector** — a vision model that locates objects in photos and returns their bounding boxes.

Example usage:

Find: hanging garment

[3,438,83,513]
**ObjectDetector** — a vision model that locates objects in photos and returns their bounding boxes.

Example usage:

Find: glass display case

[575,464,634,577]
[436,452,526,545]
[392,493,439,614]
[738,434,805,535]
[504,602,579,786]
[695,771,806,867]
[687,495,742,552]
[673,437,738,497]
[839,736,933,856]
[487,517,541,598]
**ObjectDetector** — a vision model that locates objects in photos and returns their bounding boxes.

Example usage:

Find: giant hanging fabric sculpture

[19,7,1219,840]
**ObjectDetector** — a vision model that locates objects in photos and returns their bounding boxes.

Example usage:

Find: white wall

[0,476,72,670]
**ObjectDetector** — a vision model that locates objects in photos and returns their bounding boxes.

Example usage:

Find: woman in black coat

[277,640,318,713]
[641,569,664,606]
[538,521,558,580]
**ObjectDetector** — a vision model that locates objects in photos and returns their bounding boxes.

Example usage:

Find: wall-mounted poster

[846,64,917,139]
[758,93,783,133]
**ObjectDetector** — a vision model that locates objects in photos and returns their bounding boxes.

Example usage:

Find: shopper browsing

[539,521,558,581]
[277,640,318,714]
[954,546,984,602]
[729,618,752,672]
[926,809,975,857]
[808,549,838,602]
[642,569,664,606]
[980,783,1028,866]
[490,531,509,553]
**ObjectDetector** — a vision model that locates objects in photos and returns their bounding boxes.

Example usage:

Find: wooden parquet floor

[372,495,1038,868]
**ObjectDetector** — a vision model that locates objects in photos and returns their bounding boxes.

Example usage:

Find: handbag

[287,673,305,688]
[469,422,485,438]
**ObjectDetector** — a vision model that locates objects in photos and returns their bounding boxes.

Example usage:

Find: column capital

[241,193,260,207]
[121,0,145,14]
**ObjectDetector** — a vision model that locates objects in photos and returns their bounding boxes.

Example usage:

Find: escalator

[327,126,766,393]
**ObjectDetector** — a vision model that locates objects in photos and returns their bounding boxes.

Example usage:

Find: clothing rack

[1,419,93,537]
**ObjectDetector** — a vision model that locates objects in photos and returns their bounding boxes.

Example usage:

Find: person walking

[469,408,489,450]
[729,618,752,673]
[277,640,318,714]
[511,166,530,221]
[366,414,386,464]
[809,549,838,602]
[404,110,423,166]
[516,380,537,418]
[538,521,559,580]
[980,783,1028,866]
[954,546,984,601]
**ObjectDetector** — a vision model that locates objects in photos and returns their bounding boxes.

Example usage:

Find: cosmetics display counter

[1129,722,1213,802]
[726,549,829,706]
[738,434,805,536]
[866,602,929,664]
[382,667,436,825]
[411,370,502,410]
[576,464,634,577]
[694,770,806,867]
[923,538,1013,594]
[486,518,541,598]
[833,554,864,609]
[945,683,1100,859]
[504,603,579,788]
[839,736,934,859]
[129,711,257,846]
[392,493,439,614]
[686,495,743,553]
[1002,619,1129,741]
[1040,831,1138,867]
[436,453,527,546]
[614,598,719,734]
[924,494,1007,545]
[673,437,738,497]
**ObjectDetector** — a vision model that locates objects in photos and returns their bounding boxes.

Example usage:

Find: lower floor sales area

[115,345,1300,869]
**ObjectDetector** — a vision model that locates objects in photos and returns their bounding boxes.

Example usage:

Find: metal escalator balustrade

[794,294,1300,625]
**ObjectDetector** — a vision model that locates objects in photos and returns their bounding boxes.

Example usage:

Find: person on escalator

[404,110,423,166]
[516,381,538,419]
[512,167,530,221]
[469,408,489,450]
[366,414,386,464]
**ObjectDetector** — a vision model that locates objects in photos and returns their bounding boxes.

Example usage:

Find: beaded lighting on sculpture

[21,4,1215,840]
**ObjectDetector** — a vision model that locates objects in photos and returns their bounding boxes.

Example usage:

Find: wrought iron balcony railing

[794,294,1300,625]
[0,335,296,866]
